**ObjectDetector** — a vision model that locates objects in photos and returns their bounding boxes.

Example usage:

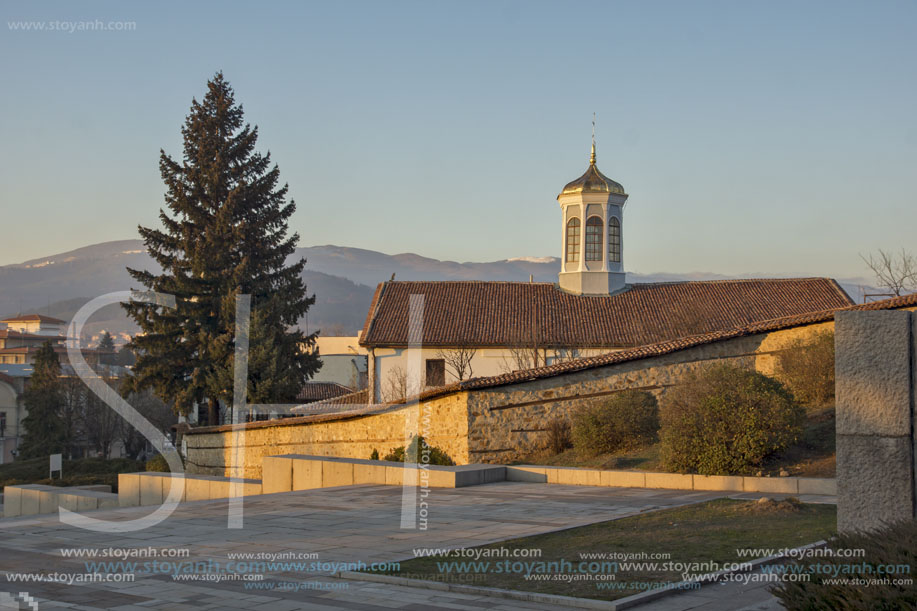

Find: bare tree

[82,378,121,459]
[382,365,408,403]
[435,347,477,382]
[118,389,176,460]
[861,248,917,297]
[499,345,546,374]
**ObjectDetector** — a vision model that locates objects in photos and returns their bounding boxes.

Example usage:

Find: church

[358,143,853,403]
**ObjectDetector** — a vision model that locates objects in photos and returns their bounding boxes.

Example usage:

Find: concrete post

[835,310,916,532]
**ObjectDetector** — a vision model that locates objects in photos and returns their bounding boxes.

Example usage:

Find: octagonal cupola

[557,140,629,295]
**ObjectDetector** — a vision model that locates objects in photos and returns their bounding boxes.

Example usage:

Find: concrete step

[117,472,263,507]
[261,455,507,494]
[3,484,119,518]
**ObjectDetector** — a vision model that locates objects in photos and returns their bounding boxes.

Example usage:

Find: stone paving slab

[0,483,829,609]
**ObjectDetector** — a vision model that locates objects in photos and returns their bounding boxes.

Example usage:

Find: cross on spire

[590,112,597,164]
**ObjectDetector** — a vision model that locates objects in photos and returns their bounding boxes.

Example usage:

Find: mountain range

[0,240,880,342]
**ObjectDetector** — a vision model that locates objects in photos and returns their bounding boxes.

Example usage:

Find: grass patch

[367,498,836,601]
[0,457,143,492]
[518,409,836,477]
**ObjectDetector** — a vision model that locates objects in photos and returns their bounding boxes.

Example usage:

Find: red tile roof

[359,279,853,348]
[1,314,66,324]
[295,381,354,403]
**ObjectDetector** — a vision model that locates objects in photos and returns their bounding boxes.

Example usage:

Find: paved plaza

[0,482,831,610]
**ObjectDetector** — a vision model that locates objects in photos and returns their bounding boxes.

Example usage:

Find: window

[0,412,6,437]
[425,359,445,387]
[565,218,580,263]
[608,216,621,263]
[585,216,603,261]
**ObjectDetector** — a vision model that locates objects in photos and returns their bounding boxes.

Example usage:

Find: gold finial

[590,112,596,165]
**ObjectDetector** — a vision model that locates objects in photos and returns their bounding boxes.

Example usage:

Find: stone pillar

[835,310,916,532]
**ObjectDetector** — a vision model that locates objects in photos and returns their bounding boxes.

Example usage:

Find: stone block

[184,476,215,501]
[292,458,323,490]
[835,311,912,436]
[797,478,837,496]
[118,473,141,507]
[645,472,694,490]
[38,487,61,514]
[261,456,293,493]
[97,493,119,510]
[18,485,54,516]
[693,475,743,491]
[139,473,168,505]
[74,485,112,493]
[217,478,262,498]
[546,466,580,484]
[353,463,387,485]
[161,474,186,504]
[3,486,23,518]
[505,466,547,483]
[452,465,505,487]
[569,469,602,487]
[838,435,914,532]
[743,476,798,494]
[423,467,456,488]
[600,470,646,488]
[321,460,354,488]
[57,492,84,512]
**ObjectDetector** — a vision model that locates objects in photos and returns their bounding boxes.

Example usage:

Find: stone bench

[261,455,507,493]
[117,472,263,507]
[3,484,118,518]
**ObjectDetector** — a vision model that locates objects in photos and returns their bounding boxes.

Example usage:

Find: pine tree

[18,341,66,459]
[98,331,115,366]
[123,73,319,424]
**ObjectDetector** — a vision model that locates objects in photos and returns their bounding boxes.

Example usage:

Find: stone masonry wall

[184,392,470,479]
[467,322,835,463]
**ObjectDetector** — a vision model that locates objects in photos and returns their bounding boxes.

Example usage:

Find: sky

[1,0,915,278]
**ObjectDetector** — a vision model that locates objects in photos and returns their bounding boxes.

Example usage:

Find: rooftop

[359,278,854,348]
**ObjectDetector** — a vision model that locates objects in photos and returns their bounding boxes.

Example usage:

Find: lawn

[0,456,143,492]
[368,498,837,601]
[520,408,837,478]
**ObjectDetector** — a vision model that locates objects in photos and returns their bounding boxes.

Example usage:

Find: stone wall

[184,392,471,479]
[184,319,839,475]
[835,311,917,533]
[466,321,834,463]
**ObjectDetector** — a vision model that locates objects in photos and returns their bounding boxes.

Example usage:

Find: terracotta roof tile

[295,381,354,403]
[359,279,853,348]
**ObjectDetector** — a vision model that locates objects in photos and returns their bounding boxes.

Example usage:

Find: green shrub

[370,448,380,461]
[773,520,917,610]
[571,390,660,456]
[383,436,455,466]
[545,417,573,455]
[145,453,181,472]
[773,330,835,408]
[660,364,804,475]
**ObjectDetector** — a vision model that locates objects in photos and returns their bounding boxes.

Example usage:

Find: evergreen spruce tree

[124,73,319,424]
[18,341,66,459]
[98,331,115,366]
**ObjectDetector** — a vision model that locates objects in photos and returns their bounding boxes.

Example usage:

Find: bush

[370,448,380,460]
[145,453,181,472]
[773,330,835,408]
[660,364,804,475]
[773,519,917,610]
[383,435,455,466]
[545,417,573,455]
[571,390,660,456]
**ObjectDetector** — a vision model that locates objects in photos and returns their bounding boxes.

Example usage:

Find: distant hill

[0,240,883,342]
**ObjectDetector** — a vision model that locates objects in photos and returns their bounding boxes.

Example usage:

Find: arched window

[565,218,580,263]
[608,216,621,263]
[585,216,603,261]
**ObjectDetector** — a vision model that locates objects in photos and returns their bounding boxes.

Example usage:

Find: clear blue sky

[1,0,915,278]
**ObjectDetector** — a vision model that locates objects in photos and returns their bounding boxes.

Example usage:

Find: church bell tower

[557,133,629,295]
